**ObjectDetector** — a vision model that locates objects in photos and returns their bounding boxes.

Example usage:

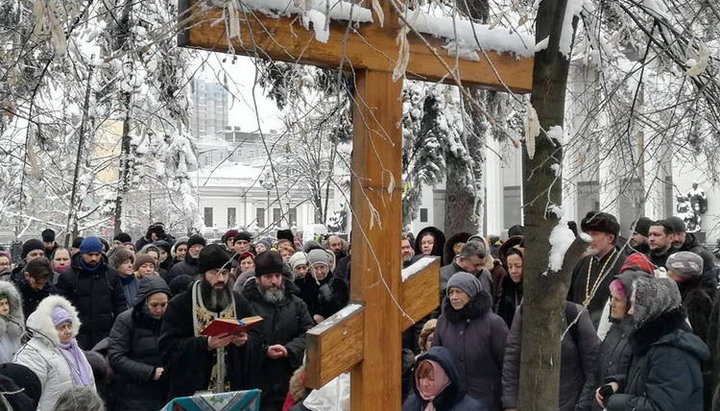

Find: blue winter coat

[403,346,487,411]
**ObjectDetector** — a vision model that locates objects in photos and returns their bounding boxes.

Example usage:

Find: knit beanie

[257,238,273,250]
[41,229,55,243]
[255,251,285,276]
[289,252,308,269]
[665,216,686,233]
[446,272,482,299]
[620,252,655,275]
[307,249,329,267]
[666,251,703,280]
[51,306,72,327]
[197,244,230,274]
[21,239,44,259]
[222,230,239,243]
[233,231,253,243]
[303,240,323,254]
[113,232,132,244]
[581,211,620,237]
[133,253,156,272]
[632,217,652,238]
[187,234,207,249]
[631,276,682,328]
[79,236,103,254]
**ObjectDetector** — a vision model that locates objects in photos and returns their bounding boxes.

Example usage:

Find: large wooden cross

[178,0,532,408]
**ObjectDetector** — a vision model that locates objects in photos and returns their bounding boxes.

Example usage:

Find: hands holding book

[208,332,248,349]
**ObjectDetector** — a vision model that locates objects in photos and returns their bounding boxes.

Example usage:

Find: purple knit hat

[51,307,72,327]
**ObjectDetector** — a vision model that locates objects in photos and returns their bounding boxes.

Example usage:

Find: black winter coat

[403,346,488,411]
[242,278,315,406]
[108,276,171,410]
[578,318,634,411]
[159,281,261,399]
[678,278,717,343]
[56,253,128,349]
[294,273,349,321]
[10,271,56,319]
[502,303,600,411]
[494,274,521,328]
[167,254,201,282]
[568,249,623,329]
[606,309,710,411]
[433,290,508,410]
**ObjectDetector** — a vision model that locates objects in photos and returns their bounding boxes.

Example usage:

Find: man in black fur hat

[159,244,261,398]
[568,211,623,329]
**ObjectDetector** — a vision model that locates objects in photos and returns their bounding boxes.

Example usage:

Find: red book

[200,316,263,337]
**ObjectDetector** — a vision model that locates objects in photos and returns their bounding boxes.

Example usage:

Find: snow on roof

[402,255,438,281]
[197,163,263,180]
[402,9,534,59]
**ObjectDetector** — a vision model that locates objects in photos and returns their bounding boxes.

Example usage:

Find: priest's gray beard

[258,283,286,304]
[207,283,233,312]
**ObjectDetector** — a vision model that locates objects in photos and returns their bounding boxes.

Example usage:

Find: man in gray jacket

[440,242,493,300]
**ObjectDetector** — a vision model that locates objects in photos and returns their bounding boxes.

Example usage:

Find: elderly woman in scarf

[403,346,485,410]
[14,295,95,411]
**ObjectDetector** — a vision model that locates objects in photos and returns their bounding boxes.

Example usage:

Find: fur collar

[441,290,492,323]
[0,281,24,335]
[26,295,81,346]
[630,308,688,355]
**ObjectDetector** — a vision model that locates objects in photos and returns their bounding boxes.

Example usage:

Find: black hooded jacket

[403,346,487,411]
[56,253,128,349]
[415,227,446,265]
[167,253,201,283]
[108,276,171,410]
[294,271,349,321]
[677,233,719,289]
[433,290,508,410]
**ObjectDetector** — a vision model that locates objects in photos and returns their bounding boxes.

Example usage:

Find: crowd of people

[0,214,716,410]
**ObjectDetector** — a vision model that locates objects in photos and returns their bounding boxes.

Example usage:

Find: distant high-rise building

[190,76,229,139]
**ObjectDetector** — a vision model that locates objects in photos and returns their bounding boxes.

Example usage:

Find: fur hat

[107,246,134,270]
[21,239,44,259]
[289,252,308,270]
[418,319,438,352]
[446,272,482,299]
[41,229,55,243]
[113,232,132,244]
[277,229,294,244]
[631,276,682,328]
[581,211,620,237]
[632,217,652,238]
[187,234,207,249]
[133,253,156,272]
[666,251,703,280]
[197,244,230,274]
[255,251,284,276]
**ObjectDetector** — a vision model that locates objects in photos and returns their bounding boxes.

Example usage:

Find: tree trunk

[519,1,586,410]
[444,0,489,236]
[112,0,134,235]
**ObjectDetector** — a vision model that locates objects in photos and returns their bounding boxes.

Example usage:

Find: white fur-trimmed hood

[26,295,81,346]
[0,281,24,334]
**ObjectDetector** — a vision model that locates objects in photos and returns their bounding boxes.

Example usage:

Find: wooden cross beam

[178,1,532,409]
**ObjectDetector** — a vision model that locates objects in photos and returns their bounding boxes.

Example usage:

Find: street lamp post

[260,176,274,228]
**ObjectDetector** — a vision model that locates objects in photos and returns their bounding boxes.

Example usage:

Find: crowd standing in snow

[0,215,717,410]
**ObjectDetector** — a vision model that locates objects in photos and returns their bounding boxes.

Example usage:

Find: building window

[204,207,214,227]
[289,207,298,226]
[503,186,522,229]
[227,207,236,228]
[420,208,428,223]
[273,208,282,225]
[256,208,265,228]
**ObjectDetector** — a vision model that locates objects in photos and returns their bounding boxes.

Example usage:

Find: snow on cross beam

[178,0,533,92]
